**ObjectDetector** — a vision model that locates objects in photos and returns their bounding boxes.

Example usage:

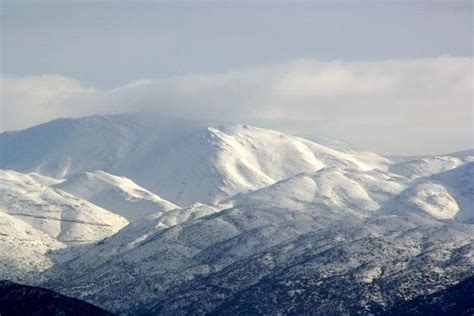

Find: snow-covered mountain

[0,114,390,205]
[385,162,474,222]
[0,170,128,245]
[0,210,66,283]
[226,167,409,217]
[54,171,179,221]
[0,169,129,283]
[389,149,474,179]
[0,114,473,315]
[44,162,473,314]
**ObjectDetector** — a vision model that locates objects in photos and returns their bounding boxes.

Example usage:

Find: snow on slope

[148,217,474,316]
[0,115,144,178]
[0,114,390,205]
[54,171,179,221]
[56,203,220,270]
[2,114,472,314]
[44,164,474,314]
[0,211,66,283]
[43,167,414,313]
[227,167,408,217]
[387,183,461,220]
[385,162,474,221]
[303,134,392,170]
[389,150,474,179]
[0,170,128,244]
[428,162,474,221]
[143,202,219,230]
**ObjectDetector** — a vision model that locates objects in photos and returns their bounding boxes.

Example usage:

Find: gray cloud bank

[1,57,472,155]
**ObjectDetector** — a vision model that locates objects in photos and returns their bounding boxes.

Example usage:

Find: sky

[1,0,473,155]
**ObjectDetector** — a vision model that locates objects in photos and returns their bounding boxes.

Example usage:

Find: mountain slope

[0,211,66,283]
[385,276,474,316]
[0,114,390,205]
[385,162,474,222]
[430,162,474,221]
[0,170,128,244]
[43,162,474,314]
[1,115,472,315]
[389,150,474,179]
[54,171,179,221]
[150,218,473,315]
[227,167,408,217]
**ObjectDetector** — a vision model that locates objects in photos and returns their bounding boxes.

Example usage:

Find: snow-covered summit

[0,114,390,205]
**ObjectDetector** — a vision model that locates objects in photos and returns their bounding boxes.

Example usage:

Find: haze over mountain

[0,114,472,314]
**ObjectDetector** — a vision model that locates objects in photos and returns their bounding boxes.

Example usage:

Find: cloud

[1,57,472,155]
[1,75,96,130]
[273,60,397,97]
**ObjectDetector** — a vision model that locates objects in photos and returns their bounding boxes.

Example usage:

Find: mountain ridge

[0,114,472,315]
[0,114,391,206]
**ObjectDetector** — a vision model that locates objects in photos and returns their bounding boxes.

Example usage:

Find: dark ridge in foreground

[386,276,474,316]
[0,280,114,316]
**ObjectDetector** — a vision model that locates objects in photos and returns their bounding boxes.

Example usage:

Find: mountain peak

[0,114,390,205]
